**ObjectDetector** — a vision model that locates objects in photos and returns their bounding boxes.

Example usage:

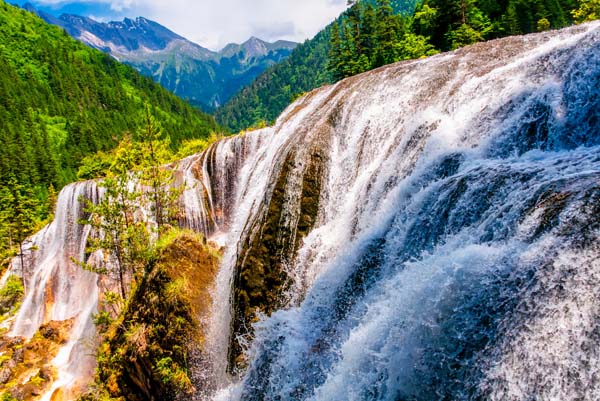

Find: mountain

[0,0,218,245]
[215,0,420,132]
[5,21,600,400]
[23,3,297,110]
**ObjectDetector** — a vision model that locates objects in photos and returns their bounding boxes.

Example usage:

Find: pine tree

[374,0,402,68]
[80,137,149,299]
[340,20,359,78]
[360,3,378,69]
[328,21,345,81]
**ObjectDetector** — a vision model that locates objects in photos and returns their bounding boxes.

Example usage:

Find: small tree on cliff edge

[137,105,182,238]
[80,136,149,299]
[79,105,181,300]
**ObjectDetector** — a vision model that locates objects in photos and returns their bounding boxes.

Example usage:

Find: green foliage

[0,0,220,260]
[0,275,24,319]
[572,0,600,22]
[174,133,220,160]
[537,17,552,30]
[215,0,417,132]
[80,137,150,299]
[215,27,334,132]
[154,357,192,389]
[91,231,220,400]
[327,0,436,78]
[396,32,440,60]
[0,177,41,272]
[135,106,183,235]
[447,23,485,49]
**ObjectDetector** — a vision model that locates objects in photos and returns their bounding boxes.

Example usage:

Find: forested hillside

[23,4,298,112]
[0,0,219,264]
[216,0,594,132]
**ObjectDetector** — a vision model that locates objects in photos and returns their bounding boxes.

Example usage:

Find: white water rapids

[5,21,600,400]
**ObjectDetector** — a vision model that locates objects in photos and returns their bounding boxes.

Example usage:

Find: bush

[0,275,24,316]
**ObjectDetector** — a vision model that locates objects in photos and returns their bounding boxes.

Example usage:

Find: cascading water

[9,180,101,398]
[209,22,600,400]
[6,21,600,401]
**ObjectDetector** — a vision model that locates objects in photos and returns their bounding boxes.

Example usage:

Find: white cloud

[32,0,348,50]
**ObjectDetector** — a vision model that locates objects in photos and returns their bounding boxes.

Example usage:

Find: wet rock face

[0,320,73,401]
[228,131,329,371]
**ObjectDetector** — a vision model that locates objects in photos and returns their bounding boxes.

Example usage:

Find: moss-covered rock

[228,139,328,371]
[0,275,23,322]
[89,231,220,401]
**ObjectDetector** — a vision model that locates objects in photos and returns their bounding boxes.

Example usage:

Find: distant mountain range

[22,3,297,111]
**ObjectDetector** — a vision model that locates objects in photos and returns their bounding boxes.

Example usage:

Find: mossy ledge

[80,231,220,401]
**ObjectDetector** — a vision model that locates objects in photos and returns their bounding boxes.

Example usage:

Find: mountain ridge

[22,3,298,110]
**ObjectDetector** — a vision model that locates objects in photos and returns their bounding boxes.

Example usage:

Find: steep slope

[6,21,599,400]
[0,0,220,268]
[23,5,297,111]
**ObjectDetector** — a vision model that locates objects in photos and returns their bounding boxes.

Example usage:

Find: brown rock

[0,366,12,384]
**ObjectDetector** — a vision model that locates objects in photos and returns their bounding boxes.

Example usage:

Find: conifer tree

[81,136,149,299]
[328,21,345,82]
[360,3,378,66]
[0,178,39,272]
[374,0,402,68]
[79,108,181,299]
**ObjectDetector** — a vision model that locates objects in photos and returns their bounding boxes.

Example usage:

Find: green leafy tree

[572,0,600,22]
[396,32,439,60]
[537,17,552,30]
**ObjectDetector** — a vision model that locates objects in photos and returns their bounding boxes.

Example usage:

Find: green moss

[0,275,24,322]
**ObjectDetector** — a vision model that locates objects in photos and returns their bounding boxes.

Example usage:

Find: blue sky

[12,1,123,21]
[11,0,348,50]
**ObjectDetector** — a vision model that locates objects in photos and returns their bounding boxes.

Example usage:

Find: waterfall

[210,22,600,400]
[10,180,101,395]
[7,21,600,401]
